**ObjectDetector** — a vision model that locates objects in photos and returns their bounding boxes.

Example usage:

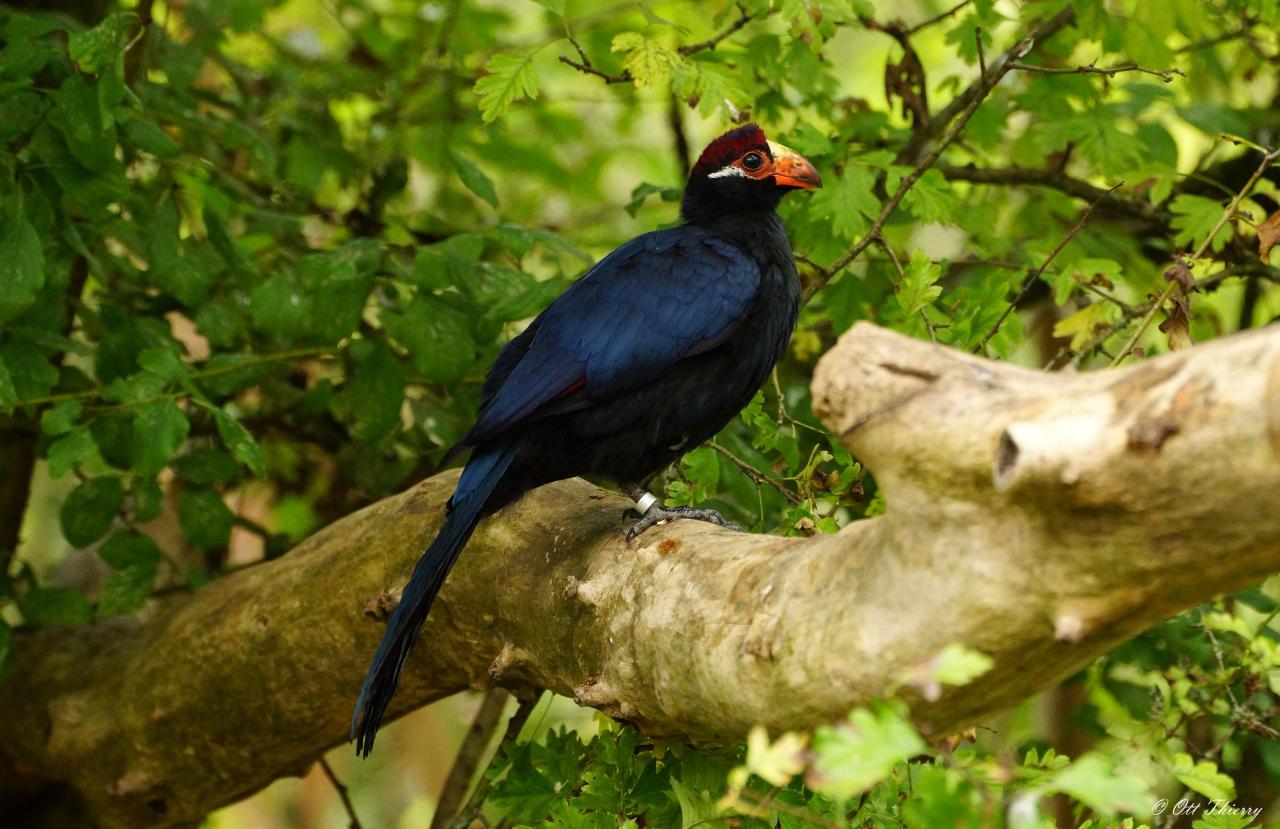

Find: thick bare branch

[4,323,1280,828]
[938,163,1168,223]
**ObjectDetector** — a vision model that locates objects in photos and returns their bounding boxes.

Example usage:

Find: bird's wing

[465,226,761,444]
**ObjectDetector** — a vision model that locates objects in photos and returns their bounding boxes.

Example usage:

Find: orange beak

[767,140,822,190]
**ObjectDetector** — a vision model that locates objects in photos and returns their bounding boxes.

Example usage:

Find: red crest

[692,123,769,175]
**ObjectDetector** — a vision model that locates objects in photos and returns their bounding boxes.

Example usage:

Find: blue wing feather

[466,225,760,445]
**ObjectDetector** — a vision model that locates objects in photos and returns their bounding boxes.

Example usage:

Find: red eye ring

[741,152,764,171]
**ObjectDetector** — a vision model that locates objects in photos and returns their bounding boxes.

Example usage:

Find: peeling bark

[3,322,1279,827]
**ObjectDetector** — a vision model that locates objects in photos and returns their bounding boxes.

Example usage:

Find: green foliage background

[2,0,1280,826]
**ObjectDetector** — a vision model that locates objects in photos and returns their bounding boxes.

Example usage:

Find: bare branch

[976,182,1120,351]
[448,697,538,829]
[318,757,364,829]
[895,7,1077,165]
[1010,60,1185,83]
[6,323,1280,827]
[430,689,510,829]
[806,10,1078,302]
[905,0,972,36]
[708,441,803,505]
[937,163,1167,223]
[677,3,756,55]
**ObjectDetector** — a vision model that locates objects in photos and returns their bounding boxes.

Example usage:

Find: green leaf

[807,701,926,801]
[123,117,182,159]
[20,587,93,626]
[132,398,190,476]
[902,168,961,225]
[1052,303,1110,351]
[449,149,499,208]
[1192,813,1258,829]
[146,199,219,307]
[131,477,163,522]
[0,207,45,327]
[179,486,235,551]
[669,777,719,829]
[1049,753,1151,816]
[625,182,681,217]
[211,407,268,477]
[250,275,311,340]
[174,447,242,486]
[0,339,58,402]
[331,341,405,443]
[932,643,995,686]
[51,73,115,172]
[298,242,378,344]
[1170,194,1230,252]
[895,251,943,317]
[1172,753,1235,802]
[490,743,561,822]
[900,643,995,700]
[41,400,82,436]
[384,295,476,385]
[475,48,541,123]
[96,530,162,618]
[138,347,186,381]
[902,764,983,829]
[808,165,879,242]
[102,371,167,404]
[46,426,98,478]
[60,476,124,547]
[68,11,133,74]
[744,725,807,787]
[611,32,684,87]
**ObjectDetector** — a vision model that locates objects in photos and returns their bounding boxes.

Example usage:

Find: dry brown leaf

[1258,210,1280,262]
[1163,257,1195,292]
[1159,293,1195,351]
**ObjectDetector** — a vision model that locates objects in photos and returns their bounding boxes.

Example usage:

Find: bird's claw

[625,504,744,541]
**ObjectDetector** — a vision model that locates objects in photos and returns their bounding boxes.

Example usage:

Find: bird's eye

[741,152,764,171]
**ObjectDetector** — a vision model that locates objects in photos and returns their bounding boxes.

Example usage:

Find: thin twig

[561,5,761,84]
[677,3,755,55]
[906,0,973,35]
[319,756,364,829]
[974,27,987,79]
[976,183,1120,351]
[1010,60,1184,82]
[448,695,539,829]
[13,345,338,409]
[431,689,511,829]
[806,10,1074,302]
[709,441,802,504]
[1108,146,1279,367]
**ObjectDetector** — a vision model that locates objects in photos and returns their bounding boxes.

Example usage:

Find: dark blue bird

[352,123,821,755]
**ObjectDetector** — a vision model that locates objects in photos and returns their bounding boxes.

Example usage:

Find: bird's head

[681,123,821,222]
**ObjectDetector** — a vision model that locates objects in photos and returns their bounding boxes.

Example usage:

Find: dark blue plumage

[352,124,821,756]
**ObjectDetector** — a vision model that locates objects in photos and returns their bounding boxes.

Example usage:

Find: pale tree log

[3,322,1280,828]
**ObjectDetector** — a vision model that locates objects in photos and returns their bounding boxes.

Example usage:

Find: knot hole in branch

[994,430,1020,491]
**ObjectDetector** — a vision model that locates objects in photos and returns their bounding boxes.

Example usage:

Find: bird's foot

[624,503,744,541]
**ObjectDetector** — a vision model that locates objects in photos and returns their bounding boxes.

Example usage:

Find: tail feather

[351,442,517,757]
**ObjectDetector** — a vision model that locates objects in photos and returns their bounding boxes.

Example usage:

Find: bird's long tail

[351,441,518,757]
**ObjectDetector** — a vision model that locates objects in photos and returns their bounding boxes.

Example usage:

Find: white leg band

[633,491,658,514]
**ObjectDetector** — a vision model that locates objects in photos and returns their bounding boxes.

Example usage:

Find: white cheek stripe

[707,165,750,179]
